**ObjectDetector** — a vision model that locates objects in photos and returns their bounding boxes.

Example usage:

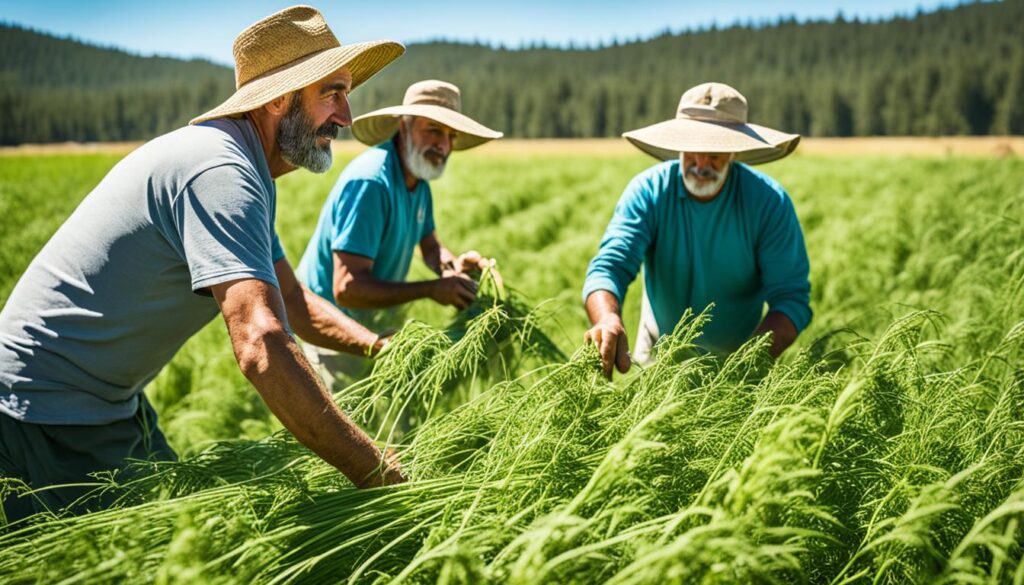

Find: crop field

[1,145,1024,583]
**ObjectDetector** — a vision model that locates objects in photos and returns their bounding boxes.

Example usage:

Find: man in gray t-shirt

[0,6,407,521]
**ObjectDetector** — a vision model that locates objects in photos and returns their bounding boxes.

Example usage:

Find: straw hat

[351,80,503,150]
[622,82,800,165]
[190,6,405,125]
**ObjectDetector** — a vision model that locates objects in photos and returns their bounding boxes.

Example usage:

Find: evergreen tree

[0,0,1021,144]
[993,48,1024,135]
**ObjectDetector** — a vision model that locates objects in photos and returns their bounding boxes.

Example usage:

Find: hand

[452,250,496,276]
[584,315,632,379]
[358,447,406,487]
[369,329,396,357]
[431,275,478,310]
[381,447,406,486]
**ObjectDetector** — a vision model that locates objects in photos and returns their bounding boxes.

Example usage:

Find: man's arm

[210,276,403,487]
[752,311,798,359]
[419,231,458,276]
[274,257,385,356]
[419,231,488,277]
[582,174,657,379]
[584,290,632,379]
[333,250,477,311]
[754,191,812,358]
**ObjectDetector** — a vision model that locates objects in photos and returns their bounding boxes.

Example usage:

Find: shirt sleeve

[421,192,436,240]
[171,164,280,292]
[757,193,812,333]
[271,232,286,263]
[582,175,657,305]
[330,179,387,261]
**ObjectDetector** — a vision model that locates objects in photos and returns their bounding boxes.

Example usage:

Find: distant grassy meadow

[2,143,1024,583]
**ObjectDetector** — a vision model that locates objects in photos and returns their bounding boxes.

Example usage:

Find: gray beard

[277,94,335,174]
[402,132,446,181]
[683,164,729,198]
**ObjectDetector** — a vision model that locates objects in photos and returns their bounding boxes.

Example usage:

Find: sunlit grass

[1,150,1023,583]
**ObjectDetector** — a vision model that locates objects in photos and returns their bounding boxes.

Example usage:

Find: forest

[0,0,1021,145]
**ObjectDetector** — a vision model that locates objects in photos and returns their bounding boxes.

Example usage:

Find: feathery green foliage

[1,151,1023,583]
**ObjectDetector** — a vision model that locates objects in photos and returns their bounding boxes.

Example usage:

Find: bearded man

[583,82,812,378]
[0,6,407,521]
[297,79,502,386]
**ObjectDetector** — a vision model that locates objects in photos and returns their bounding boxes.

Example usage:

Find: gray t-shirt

[0,117,285,425]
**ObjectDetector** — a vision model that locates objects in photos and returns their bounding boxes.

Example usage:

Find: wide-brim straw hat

[351,80,503,150]
[190,5,405,125]
[622,82,800,165]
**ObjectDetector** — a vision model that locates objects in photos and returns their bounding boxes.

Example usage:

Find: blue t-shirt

[583,160,812,355]
[297,137,435,324]
[0,118,285,424]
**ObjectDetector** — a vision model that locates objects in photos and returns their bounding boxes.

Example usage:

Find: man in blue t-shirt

[583,82,812,378]
[297,80,502,385]
[0,7,407,521]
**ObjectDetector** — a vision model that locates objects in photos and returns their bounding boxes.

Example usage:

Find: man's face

[681,152,733,199]
[276,68,353,173]
[399,116,456,181]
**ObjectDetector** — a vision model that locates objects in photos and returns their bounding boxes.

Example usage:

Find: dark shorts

[0,394,176,523]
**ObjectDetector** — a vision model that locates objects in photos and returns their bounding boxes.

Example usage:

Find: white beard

[403,133,446,181]
[682,164,729,198]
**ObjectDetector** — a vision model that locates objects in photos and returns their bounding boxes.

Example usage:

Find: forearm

[585,290,623,326]
[421,242,456,276]
[438,246,457,273]
[753,311,798,358]
[336,275,437,309]
[287,285,381,356]
[235,328,389,486]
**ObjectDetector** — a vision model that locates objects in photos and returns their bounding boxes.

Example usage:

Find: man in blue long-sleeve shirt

[583,82,811,377]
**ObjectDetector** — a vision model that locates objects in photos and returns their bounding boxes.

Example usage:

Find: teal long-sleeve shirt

[582,160,812,355]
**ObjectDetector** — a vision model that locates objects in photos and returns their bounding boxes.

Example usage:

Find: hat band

[406,97,460,111]
[677,106,746,124]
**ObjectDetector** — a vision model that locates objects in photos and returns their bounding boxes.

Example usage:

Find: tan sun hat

[190,5,405,125]
[351,80,503,150]
[622,82,800,165]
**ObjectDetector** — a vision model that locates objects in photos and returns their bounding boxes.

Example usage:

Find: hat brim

[622,118,800,165]
[351,104,503,150]
[190,40,405,125]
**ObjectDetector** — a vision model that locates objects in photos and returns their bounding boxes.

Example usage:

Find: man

[0,6,407,521]
[583,82,811,378]
[297,79,502,386]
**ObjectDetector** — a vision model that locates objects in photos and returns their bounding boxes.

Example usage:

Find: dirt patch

[0,142,144,156]
[794,136,1023,158]
[469,137,1024,158]
[2,137,1021,158]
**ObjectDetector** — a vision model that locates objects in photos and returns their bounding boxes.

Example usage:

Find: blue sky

[1,0,969,65]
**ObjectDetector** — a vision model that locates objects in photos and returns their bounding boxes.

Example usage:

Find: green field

[1,148,1024,583]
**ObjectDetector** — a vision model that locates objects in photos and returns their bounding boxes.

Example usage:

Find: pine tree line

[1,1,1021,145]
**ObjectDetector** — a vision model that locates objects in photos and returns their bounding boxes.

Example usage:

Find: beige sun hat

[351,80,503,150]
[190,5,405,125]
[622,82,800,165]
